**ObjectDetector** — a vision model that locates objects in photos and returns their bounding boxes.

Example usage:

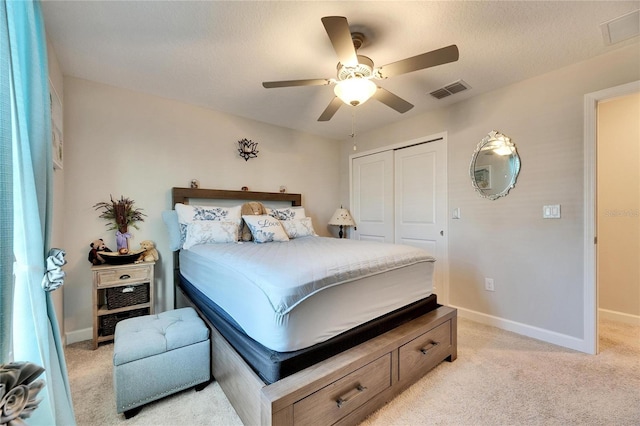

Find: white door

[351,150,394,242]
[394,140,448,299]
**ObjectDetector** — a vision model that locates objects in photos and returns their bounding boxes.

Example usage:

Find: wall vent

[429,80,470,99]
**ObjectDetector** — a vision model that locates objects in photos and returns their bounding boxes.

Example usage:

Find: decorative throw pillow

[281,217,317,239]
[266,206,306,221]
[242,215,290,243]
[175,203,242,240]
[183,221,239,250]
[175,203,242,224]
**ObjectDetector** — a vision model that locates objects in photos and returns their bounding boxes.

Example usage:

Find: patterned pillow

[183,221,239,250]
[175,203,242,224]
[175,203,242,240]
[266,206,306,221]
[242,215,290,243]
[281,217,317,239]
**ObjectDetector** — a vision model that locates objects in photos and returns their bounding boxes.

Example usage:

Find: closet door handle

[440,230,444,236]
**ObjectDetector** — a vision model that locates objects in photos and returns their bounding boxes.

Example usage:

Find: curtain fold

[4,1,76,424]
[0,0,15,362]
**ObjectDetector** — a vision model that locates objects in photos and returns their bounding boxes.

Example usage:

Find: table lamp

[328,207,356,238]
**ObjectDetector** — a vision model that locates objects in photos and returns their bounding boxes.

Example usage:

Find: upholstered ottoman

[113,307,210,417]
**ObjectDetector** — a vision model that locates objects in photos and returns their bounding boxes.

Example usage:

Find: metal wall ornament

[238,138,259,161]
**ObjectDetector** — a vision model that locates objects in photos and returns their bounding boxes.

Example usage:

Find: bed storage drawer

[292,353,391,425]
[399,320,451,381]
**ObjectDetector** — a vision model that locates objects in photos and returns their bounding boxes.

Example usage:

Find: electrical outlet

[485,278,495,291]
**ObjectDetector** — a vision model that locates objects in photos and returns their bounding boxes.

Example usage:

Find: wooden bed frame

[171,187,457,426]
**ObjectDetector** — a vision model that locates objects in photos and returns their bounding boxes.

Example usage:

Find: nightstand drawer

[399,320,451,381]
[95,265,151,287]
[293,353,391,425]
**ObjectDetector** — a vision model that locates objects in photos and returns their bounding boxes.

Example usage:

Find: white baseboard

[451,305,589,353]
[65,327,92,345]
[599,308,640,325]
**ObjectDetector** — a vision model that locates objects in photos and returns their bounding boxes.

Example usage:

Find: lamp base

[338,225,344,239]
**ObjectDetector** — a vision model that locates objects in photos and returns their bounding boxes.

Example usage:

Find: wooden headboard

[172,187,301,207]
[170,187,302,308]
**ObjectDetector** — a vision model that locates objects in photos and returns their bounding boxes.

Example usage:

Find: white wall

[46,38,65,341]
[340,44,640,350]
[62,78,340,342]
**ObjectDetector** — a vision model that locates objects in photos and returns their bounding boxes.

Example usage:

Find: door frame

[583,80,640,355]
[349,131,449,304]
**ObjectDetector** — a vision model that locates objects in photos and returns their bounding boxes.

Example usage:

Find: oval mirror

[470,131,520,200]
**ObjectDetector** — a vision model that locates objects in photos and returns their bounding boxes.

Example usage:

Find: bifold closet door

[351,139,448,298]
[352,150,394,242]
[394,141,446,250]
[394,140,447,294]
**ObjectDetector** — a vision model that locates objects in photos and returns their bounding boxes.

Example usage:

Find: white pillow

[266,206,306,221]
[242,215,290,243]
[183,221,239,250]
[281,217,317,239]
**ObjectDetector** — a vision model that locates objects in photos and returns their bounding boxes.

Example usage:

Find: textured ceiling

[41,1,640,141]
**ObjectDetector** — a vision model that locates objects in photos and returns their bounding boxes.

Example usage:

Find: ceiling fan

[262,16,459,121]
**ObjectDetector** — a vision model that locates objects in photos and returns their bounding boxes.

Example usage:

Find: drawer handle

[119,274,131,280]
[336,384,367,408]
[420,341,440,355]
[122,286,135,293]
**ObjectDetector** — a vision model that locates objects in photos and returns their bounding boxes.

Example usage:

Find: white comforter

[185,237,435,318]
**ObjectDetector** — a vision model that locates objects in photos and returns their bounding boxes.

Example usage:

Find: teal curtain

[2,1,76,424]
[0,0,14,362]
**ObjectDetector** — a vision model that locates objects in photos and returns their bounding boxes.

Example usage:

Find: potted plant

[94,195,145,252]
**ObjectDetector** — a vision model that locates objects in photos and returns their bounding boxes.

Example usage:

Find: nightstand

[92,262,155,349]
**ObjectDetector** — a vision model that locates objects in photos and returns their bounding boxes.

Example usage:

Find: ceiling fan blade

[321,16,358,67]
[373,87,414,113]
[379,45,459,78]
[318,97,343,121]
[263,79,331,89]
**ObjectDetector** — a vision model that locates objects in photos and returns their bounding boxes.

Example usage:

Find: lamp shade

[328,208,356,227]
[334,78,377,107]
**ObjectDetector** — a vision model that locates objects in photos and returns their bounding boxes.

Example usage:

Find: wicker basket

[99,308,148,337]
[106,284,149,309]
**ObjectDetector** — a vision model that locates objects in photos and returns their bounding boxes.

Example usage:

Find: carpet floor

[66,317,640,425]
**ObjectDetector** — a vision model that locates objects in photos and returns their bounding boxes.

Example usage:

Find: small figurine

[88,239,112,265]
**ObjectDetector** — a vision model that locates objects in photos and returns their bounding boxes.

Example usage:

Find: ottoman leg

[124,406,143,419]
[195,378,212,392]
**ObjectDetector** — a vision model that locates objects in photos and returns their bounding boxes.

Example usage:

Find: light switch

[543,204,561,219]
[452,208,461,219]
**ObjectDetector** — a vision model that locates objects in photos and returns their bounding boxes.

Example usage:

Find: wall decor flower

[0,362,46,425]
[93,195,146,251]
[238,138,259,161]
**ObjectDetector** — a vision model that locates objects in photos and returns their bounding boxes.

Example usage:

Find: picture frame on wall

[50,80,63,170]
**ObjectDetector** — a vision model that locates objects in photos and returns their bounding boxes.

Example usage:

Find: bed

[169,187,457,425]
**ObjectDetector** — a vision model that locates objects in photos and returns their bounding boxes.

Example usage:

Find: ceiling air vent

[429,80,470,100]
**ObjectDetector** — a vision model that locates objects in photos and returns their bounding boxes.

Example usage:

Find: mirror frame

[470,130,521,200]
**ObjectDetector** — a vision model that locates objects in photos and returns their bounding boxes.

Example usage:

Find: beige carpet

[66,318,640,425]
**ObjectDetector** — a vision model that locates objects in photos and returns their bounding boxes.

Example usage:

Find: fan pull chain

[351,107,357,151]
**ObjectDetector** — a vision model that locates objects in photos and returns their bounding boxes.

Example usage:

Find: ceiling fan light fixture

[334,78,377,106]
